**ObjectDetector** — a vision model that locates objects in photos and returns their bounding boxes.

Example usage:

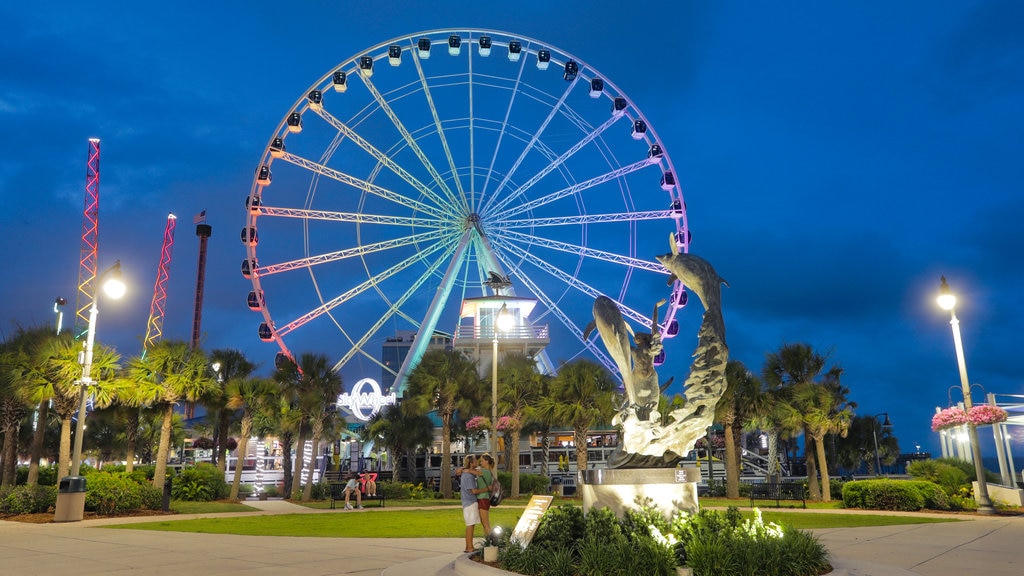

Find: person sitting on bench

[343,473,363,510]
[361,472,378,497]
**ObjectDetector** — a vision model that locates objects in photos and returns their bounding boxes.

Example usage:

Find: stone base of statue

[579,465,700,520]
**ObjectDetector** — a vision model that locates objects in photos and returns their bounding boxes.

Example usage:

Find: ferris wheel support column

[394,229,475,396]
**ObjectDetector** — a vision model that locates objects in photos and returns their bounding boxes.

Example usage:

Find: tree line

[1,323,898,504]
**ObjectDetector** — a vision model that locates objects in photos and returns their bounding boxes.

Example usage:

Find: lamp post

[870,412,891,475]
[491,303,513,454]
[70,261,126,476]
[55,261,125,522]
[936,276,994,514]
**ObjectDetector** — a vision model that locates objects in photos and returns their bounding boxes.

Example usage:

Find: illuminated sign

[337,377,396,421]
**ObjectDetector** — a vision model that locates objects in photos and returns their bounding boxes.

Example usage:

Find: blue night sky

[2,1,1022,459]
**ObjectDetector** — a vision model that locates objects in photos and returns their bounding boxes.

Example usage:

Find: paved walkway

[0,499,1019,575]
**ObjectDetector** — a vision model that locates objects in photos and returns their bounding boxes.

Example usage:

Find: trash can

[54,476,87,522]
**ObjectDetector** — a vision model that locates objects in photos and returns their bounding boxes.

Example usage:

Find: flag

[193,210,207,224]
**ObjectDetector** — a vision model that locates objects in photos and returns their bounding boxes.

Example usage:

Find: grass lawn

[111,501,960,537]
[171,501,259,514]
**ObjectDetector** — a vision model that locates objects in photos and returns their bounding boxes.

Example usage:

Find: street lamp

[70,261,126,476]
[870,412,892,475]
[491,303,513,453]
[936,276,994,514]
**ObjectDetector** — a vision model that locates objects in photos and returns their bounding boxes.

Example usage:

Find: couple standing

[459,453,496,553]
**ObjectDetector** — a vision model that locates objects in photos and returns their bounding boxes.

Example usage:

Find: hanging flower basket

[931,407,968,432]
[931,405,1010,431]
[967,405,1009,426]
[465,416,491,432]
[496,416,521,431]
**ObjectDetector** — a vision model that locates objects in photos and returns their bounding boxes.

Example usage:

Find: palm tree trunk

[510,427,521,498]
[58,416,73,478]
[1,429,15,487]
[230,415,252,501]
[767,430,781,480]
[814,433,831,502]
[440,415,452,499]
[291,431,306,499]
[152,404,174,488]
[539,426,550,478]
[26,401,49,486]
[724,422,740,499]
[805,434,820,501]
[124,411,139,474]
[574,425,588,475]
[216,410,230,473]
[302,420,323,502]
[281,431,294,496]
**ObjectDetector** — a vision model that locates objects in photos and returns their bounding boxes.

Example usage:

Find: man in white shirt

[343,473,363,510]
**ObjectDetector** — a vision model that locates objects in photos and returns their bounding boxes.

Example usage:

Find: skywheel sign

[337,377,397,421]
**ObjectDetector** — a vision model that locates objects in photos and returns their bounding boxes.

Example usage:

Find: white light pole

[936,276,994,514]
[69,261,126,477]
[491,303,513,454]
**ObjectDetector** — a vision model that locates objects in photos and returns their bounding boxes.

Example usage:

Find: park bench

[329,482,386,509]
[749,482,806,508]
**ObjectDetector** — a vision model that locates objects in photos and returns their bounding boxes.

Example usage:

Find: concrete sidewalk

[0,499,1018,575]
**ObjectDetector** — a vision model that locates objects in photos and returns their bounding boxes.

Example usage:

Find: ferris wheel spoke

[273,236,456,338]
[493,251,618,374]
[256,230,451,277]
[494,210,674,229]
[497,238,654,329]
[485,113,622,216]
[498,229,667,274]
[279,152,450,220]
[358,74,463,210]
[258,205,443,228]
[496,157,659,221]
[482,75,582,215]
[410,46,469,211]
[479,52,529,205]
[331,236,459,372]
[309,107,459,213]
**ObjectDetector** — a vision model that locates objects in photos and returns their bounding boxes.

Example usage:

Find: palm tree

[497,353,545,497]
[274,353,342,499]
[763,343,848,501]
[127,340,217,488]
[207,349,257,472]
[716,360,762,498]
[537,359,616,476]
[27,331,121,479]
[1,326,55,486]
[225,376,278,500]
[363,403,433,483]
[404,349,484,498]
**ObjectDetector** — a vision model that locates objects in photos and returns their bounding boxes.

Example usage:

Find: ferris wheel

[242,29,691,392]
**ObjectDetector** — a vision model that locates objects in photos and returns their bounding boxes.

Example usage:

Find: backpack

[489,475,503,506]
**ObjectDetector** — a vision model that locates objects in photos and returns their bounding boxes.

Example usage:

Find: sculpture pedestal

[579,466,700,519]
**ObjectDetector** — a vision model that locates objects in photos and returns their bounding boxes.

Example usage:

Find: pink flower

[496,416,521,431]
[465,416,491,432]
[931,407,968,432]
[967,405,1008,426]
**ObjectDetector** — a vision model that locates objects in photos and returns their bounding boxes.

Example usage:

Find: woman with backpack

[474,454,496,537]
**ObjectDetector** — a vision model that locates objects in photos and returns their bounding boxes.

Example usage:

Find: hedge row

[842,479,950,511]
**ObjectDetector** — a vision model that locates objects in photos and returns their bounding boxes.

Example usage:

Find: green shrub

[170,463,228,501]
[310,482,331,500]
[0,484,57,514]
[842,479,924,511]
[496,504,828,576]
[15,466,59,486]
[83,471,162,515]
[910,481,950,510]
[531,504,585,551]
[261,484,279,497]
[378,481,410,500]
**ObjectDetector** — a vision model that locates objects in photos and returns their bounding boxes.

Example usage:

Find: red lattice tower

[74,138,101,337]
[143,214,178,351]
